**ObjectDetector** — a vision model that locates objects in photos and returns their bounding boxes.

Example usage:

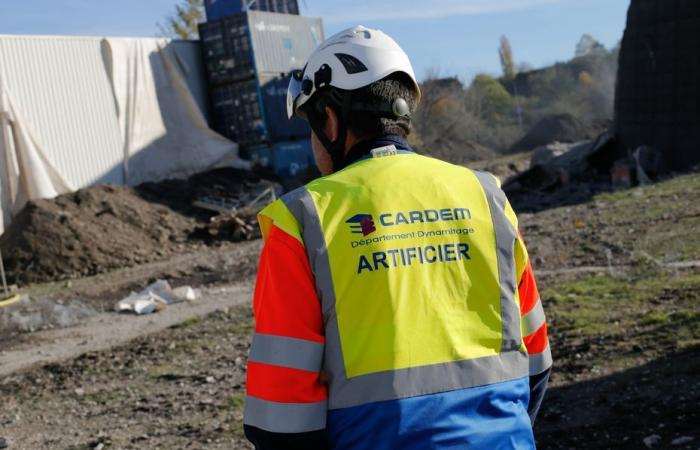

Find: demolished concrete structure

[615,0,700,172]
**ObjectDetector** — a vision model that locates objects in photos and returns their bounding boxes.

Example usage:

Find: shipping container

[209,73,310,146]
[199,11,323,86]
[204,0,299,21]
[246,143,273,169]
[198,15,255,85]
[247,11,323,74]
[210,78,265,146]
[270,139,314,177]
[272,139,314,177]
[259,73,310,142]
[246,139,313,178]
[201,11,322,146]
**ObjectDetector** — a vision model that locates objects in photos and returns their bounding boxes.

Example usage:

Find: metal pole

[0,72,17,228]
[0,249,8,297]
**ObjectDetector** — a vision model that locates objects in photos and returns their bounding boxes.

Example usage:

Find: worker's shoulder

[274,184,310,210]
[327,152,475,182]
[411,154,505,188]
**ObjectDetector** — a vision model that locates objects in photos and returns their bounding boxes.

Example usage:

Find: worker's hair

[347,73,418,139]
[306,73,418,140]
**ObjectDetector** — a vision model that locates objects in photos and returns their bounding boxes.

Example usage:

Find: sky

[0,0,630,82]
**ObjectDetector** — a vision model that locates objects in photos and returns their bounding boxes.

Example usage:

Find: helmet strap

[308,91,353,173]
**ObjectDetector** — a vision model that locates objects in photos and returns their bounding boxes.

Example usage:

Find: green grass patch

[641,311,670,325]
[83,389,128,405]
[591,173,700,263]
[171,338,213,351]
[594,173,700,204]
[226,393,246,411]
[543,272,700,339]
[147,364,189,380]
[169,317,203,329]
[543,270,700,380]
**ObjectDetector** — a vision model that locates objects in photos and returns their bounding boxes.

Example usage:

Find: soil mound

[0,168,262,284]
[510,114,596,153]
[0,185,195,284]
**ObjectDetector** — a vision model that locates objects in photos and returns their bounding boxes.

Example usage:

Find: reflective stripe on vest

[529,344,553,376]
[472,171,522,352]
[521,298,546,337]
[243,396,327,433]
[248,333,325,373]
[279,159,529,410]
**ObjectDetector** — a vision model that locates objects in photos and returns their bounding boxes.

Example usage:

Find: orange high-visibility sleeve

[246,223,328,405]
[518,260,541,315]
[524,322,549,354]
[247,361,328,403]
[253,224,325,344]
[516,238,551,364]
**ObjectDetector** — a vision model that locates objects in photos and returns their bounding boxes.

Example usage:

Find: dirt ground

[0,168,266,285]
[1,169,700,449]
[0,239,262,348]
[0,305,256,450]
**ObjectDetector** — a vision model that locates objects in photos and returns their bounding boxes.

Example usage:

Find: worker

[243,25,552,450]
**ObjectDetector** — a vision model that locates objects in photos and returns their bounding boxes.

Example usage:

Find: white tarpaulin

[101,38,247,185]
[0,87,74,230]
[0,35,250,233]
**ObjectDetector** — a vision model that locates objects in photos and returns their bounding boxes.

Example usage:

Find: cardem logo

[346,214,377,236]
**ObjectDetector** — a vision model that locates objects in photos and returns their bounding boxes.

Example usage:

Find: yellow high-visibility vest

[258,150,529,409]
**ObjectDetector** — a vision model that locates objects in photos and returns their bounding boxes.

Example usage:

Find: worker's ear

[324,106,339,143]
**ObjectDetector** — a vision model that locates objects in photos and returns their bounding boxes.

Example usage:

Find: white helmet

[286,25,421,120]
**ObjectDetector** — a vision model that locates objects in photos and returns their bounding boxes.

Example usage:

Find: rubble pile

[193,207,261,243]
[0,168,275,284]
[504,132,619,212]
[510,114,599,153]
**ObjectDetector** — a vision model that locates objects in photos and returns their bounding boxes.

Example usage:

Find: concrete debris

[671,436,694,446]
[0,297,95,332]
[190,182,277,243]
[530,141,586,167]
[115,280,200,315]
[632,146,664,185]
[611,159,633,190]
[0,436,7,449]
[643,434,662,448]
[505,132,615,193]
[192,207,261,243]
[193,182,278,215]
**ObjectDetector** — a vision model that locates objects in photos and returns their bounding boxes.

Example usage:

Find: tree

[575,34,606,58]
[159,0,204,40]
[468,74,515,121]
[578,71,593,86]
[517,62,535,74]
[499,35,516,80]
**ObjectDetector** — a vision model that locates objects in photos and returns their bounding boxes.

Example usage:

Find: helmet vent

[334,53,369,74]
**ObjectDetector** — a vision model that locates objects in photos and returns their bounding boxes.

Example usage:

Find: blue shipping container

[210,79,266,145]
[198,15,255,85]
[199,11,322,85]
[271,140,314,177]
[205,0,299,21]
[246,144,273,169]
[209,74,309,146]
[260,74,310,142]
